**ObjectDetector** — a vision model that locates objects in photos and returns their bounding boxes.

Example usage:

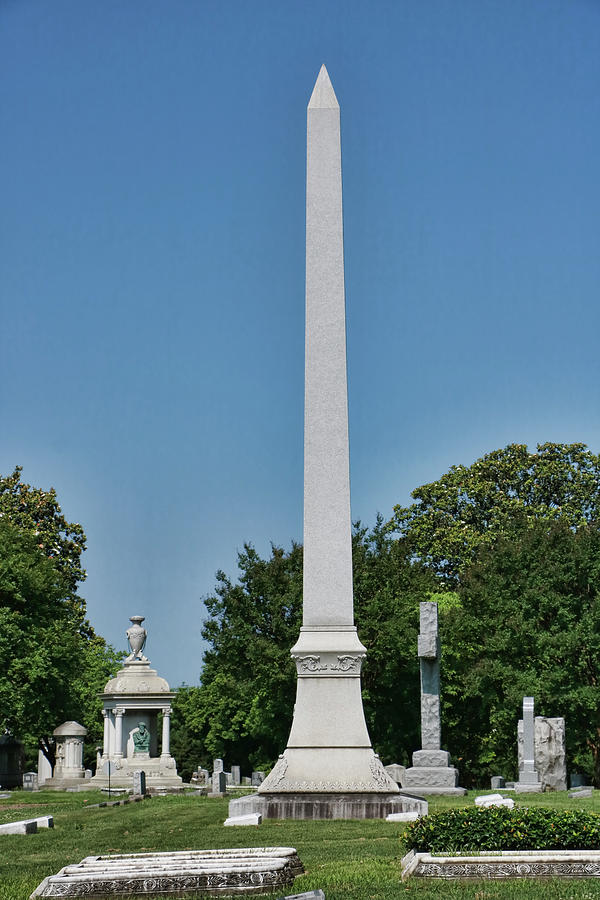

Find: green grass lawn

[1,789,600,899]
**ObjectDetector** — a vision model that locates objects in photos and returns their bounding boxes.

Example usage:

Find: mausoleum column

[161,707,171,757]
[113,708,125,758]
[102,710,111,760]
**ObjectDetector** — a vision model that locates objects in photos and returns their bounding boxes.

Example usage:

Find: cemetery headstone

[132,770,146,796]
[213,758,224,774]
[491,776,505,789]
[402,603,465,795]
[23,772,38,791]
[231,765,241,785]
[209,771,227,796]
[251,771,265,787]
[515,698,543,792]
[384,764,405,785]
[37,749,53,786]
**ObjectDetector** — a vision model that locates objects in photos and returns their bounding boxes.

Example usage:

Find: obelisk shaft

[303,65,353,628]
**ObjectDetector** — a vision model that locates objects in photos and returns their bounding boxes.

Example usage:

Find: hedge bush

[402,807,600,853]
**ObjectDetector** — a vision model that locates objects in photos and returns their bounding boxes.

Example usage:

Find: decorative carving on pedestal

[293,653,364,675]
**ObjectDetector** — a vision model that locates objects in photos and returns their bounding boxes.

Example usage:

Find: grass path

[1,789,600,899]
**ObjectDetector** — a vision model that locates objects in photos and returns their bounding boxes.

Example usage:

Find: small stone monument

[403,603,465,795]
[518,710,566,791]
[231,765,241,785]
[209,771,227,797]
[37,749,53,785]
[384,764,405,785]
[88,616,182,791]
[23,772,38,791]
[44,722,87,789]
[132,770,146,796]
[515,697,543,792]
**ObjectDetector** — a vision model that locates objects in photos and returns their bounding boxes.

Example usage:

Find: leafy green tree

[169,685,210,782]
[194,542,302,772]
[0,470,121,769]
[388,443,600,581]
[441,519,600,785]
[0,467,87,602]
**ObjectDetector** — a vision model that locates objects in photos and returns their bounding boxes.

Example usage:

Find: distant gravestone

[37,750,53,786]
[515,697,542,792]
[132,770,146,796]
[23,772,38,792]
[251,771,265,787]
[210,771,227,795]
[231,766,241,785]
[384,764,405,785]
[242,776,251,786]
[213,758,224,774]
[84,769,92,780]
[491,776,505,790]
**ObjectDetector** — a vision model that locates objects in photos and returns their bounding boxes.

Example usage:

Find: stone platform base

[228,792,428,821]
[401,849,600,880]
[403,749,466,796]
[514,783,543,793]
[401,786,467,797]
[31,847,303,897]
[43,778,88,791]
[88,757,182,792]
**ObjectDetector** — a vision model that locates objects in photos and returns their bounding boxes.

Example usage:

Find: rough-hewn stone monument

[403,602,465,795]
[89,616,182,790]
[518,711,566,791]
[229,66,426,821]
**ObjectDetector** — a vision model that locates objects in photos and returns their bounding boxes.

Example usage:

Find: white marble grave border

[31,847,303,897]
[401,849,600,881]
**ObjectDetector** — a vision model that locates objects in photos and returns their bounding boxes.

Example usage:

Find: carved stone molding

[293,653,364,675]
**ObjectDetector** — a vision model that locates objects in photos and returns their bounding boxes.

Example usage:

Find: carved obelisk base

[228,629,427,819]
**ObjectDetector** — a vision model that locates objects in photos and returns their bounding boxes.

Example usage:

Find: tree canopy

[442,518,600,784]
[388,443,600,580]
[0,468,121,768]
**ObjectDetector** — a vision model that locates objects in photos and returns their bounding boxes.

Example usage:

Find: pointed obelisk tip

[308,64,339,109]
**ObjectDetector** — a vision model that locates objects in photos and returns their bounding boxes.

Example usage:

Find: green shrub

[402,807,600,853]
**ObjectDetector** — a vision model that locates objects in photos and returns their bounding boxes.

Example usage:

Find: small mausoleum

[44,721,87,788]
[89,616,182,790]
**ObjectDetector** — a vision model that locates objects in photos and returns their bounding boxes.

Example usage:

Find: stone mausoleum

[89,616,182,790]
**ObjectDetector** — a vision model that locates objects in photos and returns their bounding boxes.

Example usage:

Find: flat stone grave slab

[402,849,600,880]
[31,847,304,897]
[0,815,53,835]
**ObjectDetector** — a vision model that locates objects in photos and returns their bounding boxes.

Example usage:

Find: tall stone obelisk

[229,66,424,819]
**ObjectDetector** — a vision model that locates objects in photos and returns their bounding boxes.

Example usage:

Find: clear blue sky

[2,0,599,687]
